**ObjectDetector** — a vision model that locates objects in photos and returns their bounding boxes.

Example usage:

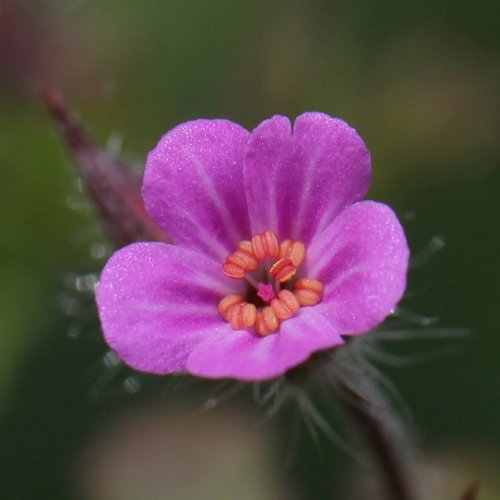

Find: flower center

[218,230,324,336]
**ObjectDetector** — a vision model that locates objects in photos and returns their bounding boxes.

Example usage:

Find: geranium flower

[96,112,409,381]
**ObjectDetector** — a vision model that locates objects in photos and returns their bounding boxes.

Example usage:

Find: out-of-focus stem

[44,88,169,248]
[336,378,418,500]
[460,481,480,500]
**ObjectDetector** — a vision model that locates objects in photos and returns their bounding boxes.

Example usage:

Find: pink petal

[96,242,244,375]
[143,120,251,262]
[307,201,409,335]
[186,308,343,381]
[244,112,371,244]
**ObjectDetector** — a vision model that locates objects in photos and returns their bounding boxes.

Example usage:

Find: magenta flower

[96,112,409,381]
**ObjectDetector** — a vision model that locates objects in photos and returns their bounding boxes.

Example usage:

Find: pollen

[223,241,259,279]
[219,231,324,335]
[228,302,257,329]
[269,258,297,283]
[271,290,300,320]
[294,279,324,306]
[255,306,280,336]
[251,230,279,260]
[279,239,306,267]
[218,294,244,320]
[218,294,257,330]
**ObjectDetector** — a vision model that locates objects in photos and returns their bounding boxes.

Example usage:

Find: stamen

[255,306,280,336]
[223,263,246,279]
[271,290,300,320]
[223,240,259,279]
[218,294,244,320]
[219,231,324,335]
[294,279,324,306]
[269,258,297,283]
[228,302,257,330]
[245,274,260,290]
[251,230,279,260]
[279,239,306,267]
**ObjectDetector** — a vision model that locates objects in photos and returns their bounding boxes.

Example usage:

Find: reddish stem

[44,88,169,248]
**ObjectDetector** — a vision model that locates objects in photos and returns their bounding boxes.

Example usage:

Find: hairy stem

[335,378,418,500]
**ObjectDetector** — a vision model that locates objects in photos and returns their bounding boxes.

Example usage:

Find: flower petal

[307,201,409,335]
[186,308,343,381]
[244,112,371,243]
[143,120,251,261]
[96,242,243,375]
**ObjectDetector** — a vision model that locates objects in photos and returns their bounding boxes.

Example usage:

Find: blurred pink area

[75,403,293,500]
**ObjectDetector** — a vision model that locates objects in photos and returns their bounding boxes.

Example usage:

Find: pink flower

[96,113,409,381]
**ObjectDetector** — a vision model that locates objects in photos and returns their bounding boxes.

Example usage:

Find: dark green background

[1,0,499,498]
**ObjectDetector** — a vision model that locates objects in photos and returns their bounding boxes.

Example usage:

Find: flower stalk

[316,340,418,500]
[44,88,168,247]
[334,378,418,500]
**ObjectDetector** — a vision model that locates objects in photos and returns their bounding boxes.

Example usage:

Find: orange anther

[269,258,297,283]
[294,278,324,306]
[218,294,244,320]
[228,302,257,330]
[223,263,246,279]
[238,240,258,261]
[241,303,257,327]
[251,230,279,260]
[255,306,280,336]
[271,290,300,320]
[254,314,266,336]
[226,250,258,271]
[223,240,259,279]
[279,239,306,267]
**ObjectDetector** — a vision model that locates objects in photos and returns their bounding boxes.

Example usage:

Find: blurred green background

[1,0,499,498]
